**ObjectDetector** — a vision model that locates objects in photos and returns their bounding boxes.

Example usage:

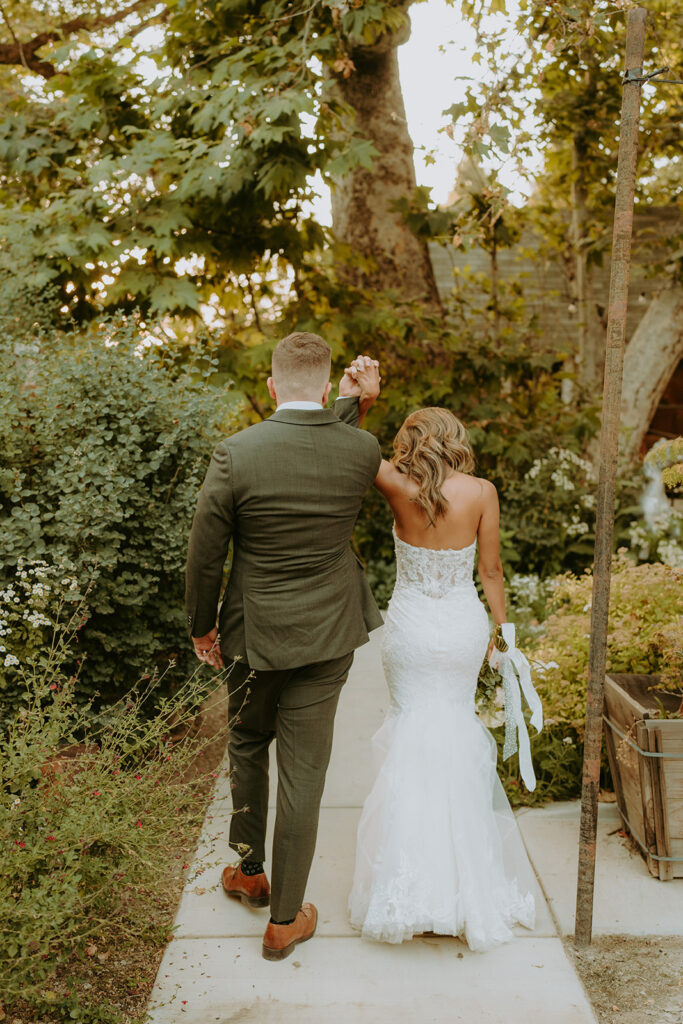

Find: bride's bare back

[374,459,506,623]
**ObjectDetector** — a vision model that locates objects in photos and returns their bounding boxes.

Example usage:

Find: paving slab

[517,801,683,937]
[175,805,556,940]
[148,626,597,1023]
[147,935,596,1024]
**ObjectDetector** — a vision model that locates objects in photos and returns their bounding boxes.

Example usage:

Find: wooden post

[574,5,648,948]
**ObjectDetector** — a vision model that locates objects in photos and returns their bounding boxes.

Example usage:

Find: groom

[185,333,382,961]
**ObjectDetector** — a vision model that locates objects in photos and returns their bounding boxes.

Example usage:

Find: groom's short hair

[272,332,331,397]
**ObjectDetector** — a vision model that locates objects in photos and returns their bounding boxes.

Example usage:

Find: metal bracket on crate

[603,714,683,759]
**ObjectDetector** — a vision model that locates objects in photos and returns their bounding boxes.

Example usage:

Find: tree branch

[0,0,162,79]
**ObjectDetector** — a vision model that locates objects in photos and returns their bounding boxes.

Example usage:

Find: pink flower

[49,684,58,691]
[93,790,100,796]
[135,820,143,828]
[46,835,56,842]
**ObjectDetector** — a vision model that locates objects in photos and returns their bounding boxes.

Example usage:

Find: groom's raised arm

[333,395,361,428]
[185,441,235,639]
[334,357,380,428]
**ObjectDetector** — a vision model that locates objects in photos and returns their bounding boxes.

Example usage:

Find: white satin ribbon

[489,623,543,792]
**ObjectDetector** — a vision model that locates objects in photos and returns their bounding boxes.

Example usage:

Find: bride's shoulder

[473,477,499,512]
[375,459,411,494]
[459,474,498,502]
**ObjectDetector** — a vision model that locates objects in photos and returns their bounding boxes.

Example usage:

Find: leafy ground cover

[487,557,682,808]
[0,609,236,1023]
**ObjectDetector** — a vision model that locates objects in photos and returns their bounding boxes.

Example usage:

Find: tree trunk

[330,13,441,307]
[571,133,592,385]
[620,287,683,457]
[571,125,604,388]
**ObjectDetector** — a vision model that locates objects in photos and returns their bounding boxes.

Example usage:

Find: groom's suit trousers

[227,651,354,922]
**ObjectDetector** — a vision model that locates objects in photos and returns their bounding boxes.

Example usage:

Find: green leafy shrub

[0,313,237,710]
[478,558,682,806]
[0,612,237,1020]
[526,556,682,732]
[493,723,585,808]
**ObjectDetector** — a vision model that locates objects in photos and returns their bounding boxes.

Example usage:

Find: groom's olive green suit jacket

[185,397,383,671]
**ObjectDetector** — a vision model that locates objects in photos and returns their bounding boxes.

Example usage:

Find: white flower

[563,736,574,745]
[24,611,51,628]
[3,653,19,668]
[656,539,683,569]
[0,646,5,653]
[566,512,589,537]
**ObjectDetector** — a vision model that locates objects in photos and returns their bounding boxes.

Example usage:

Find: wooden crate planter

[603,673,683,880]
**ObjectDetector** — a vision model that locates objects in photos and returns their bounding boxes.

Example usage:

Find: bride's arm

[477,480,507,625]
[373,459,400,497]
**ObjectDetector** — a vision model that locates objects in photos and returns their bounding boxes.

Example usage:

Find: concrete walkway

[147,628,679,1023]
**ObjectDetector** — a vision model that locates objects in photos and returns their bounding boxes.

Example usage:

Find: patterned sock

[240,859,264,876]
[270,916,295,926]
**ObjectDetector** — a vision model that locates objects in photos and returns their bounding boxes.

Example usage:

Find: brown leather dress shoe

[262,903,318,962]
[221,864,270,909]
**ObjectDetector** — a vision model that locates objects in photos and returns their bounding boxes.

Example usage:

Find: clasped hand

[339,355,381,411]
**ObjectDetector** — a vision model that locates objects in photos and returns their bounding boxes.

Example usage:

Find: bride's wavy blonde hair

[392,408,475,525]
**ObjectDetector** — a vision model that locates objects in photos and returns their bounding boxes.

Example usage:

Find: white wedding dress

[348,528,536,951]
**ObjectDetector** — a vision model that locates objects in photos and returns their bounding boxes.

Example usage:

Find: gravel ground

[568,935,683,1024]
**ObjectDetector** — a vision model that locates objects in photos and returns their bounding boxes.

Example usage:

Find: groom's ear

[267,377,277,405]
[322,381,332,406]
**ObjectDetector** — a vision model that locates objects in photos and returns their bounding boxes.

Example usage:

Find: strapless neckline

[392,525,477,555]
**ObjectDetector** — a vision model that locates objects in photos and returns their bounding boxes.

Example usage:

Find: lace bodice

[392,527,477,598]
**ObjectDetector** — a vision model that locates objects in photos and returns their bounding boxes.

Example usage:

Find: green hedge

[0,314,236,713]
[494,557,683,806]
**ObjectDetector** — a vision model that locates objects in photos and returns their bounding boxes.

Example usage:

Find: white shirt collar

[276,401,323,411]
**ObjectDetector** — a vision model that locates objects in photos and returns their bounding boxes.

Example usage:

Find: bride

[346,376,541,952]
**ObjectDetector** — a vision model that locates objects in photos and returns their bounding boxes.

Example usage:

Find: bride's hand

[349,356,381,407]
[339,366,362,398]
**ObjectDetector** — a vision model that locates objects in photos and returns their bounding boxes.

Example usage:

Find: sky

[313,0,537,223]
[399,0,488,206]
